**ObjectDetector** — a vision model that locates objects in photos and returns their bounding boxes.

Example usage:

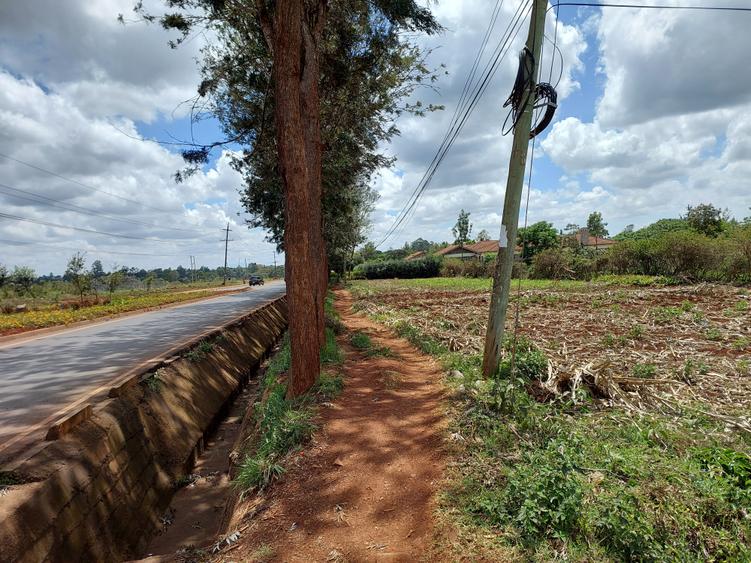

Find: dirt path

[233,289,448,562]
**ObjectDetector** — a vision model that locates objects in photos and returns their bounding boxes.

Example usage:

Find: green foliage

[587,211,609,239]
[374,313,751,560]
[631,363,657,378]
[694,447,751,492]
[320,327,343,365]
[350,331,372,350]
[11,266,36,296]
[498,336,548,381]
[517,221,559,262]
[349,330,393,357]
[186,339,215,362]
[685,203,728,237]
[354,256,441,279]
[613,218,691,241]
[452,209,473,245]
[237,331,344,491]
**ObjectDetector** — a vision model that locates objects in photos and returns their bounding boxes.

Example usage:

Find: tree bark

[273,0,321,398]
[300,8,327,348]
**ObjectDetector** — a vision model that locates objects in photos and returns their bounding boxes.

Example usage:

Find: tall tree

[65,252,91,304]
[517,221,559,262]
[11,266,35,297]
[141,0,440,397]
[475,229,490,242]
[452,209,473,245]
[685,203,728,237]
[587,211,609,250]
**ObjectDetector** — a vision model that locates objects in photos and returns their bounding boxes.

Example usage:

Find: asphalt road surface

[0,281,286,463]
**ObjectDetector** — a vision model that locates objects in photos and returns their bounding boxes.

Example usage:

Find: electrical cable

[377,0,531,247]
[0,151,175,214]
[0,182,205,235]
[0,212,193,243]
[553,2,751,13]
[0,237,188,258]
[377,0,533,248]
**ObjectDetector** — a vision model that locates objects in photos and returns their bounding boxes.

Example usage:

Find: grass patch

[349,330,394,358]
[236,329,344,492]
[185,338,215,362]
[362,312,751,561]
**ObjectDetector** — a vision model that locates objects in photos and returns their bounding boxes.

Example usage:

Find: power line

[0,211,192,243]
[0,151,175,213]
[377,0,534,248]
[553,2,751,12]
[0,181,204,236]
[0,237,188,258]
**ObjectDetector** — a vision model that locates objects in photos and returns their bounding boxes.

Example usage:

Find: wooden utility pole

[221,223,232,285]
[482,0,547,378]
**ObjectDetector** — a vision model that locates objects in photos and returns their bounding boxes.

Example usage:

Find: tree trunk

[300,9,327,348]
[273,0,321,398]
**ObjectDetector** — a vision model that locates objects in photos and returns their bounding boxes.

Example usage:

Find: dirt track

[233,290,448,562]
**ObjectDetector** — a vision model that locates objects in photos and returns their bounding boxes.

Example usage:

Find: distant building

[434,240,518,260]
[570,228,616,251]
[404,251,427,262]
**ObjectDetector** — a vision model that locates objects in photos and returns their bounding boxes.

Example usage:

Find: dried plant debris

[357,283,751,428]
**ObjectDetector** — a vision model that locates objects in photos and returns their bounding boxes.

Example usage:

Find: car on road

[248,275,265,286]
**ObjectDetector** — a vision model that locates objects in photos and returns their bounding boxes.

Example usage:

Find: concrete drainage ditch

[0,297,287,563]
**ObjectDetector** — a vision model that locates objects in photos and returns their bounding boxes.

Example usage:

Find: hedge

[354,256,441,279]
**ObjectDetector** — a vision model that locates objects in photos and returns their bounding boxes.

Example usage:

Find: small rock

[449,370,464,379]
[456,384,466,395]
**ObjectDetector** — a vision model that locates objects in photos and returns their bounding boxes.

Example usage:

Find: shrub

[354,256,440,279]
[531,248,572,279]
[440,258,493,278]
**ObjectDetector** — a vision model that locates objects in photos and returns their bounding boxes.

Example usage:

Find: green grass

[350,275,667,296]
[349,330,394,357]
[236,329,344,492]
[359,308,751,561]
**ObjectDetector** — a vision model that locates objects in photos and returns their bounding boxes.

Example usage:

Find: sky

[1,1,750,274]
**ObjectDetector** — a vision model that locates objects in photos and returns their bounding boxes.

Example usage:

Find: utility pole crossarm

[481,0,547,378]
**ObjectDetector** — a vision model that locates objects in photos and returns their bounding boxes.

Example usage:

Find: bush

[354,256,440,279]
[531,248,573,279]
[440,258,493,278]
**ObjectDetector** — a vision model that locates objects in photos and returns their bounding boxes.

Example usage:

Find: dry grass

[353,281,751,428]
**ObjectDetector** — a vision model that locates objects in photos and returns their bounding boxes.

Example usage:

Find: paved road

[0,281,286,463]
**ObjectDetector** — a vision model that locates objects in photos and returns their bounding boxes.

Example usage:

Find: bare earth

[233,290,448,562]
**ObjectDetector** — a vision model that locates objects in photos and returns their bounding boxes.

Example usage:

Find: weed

[632,363,657,379]
[697,361,710,375]
[313,372,344,400]
[738,360,750,376]
[603,333,627,348]
[732,337,750,351]
[734,299,749,313]
[321,328,343,364]
[173,474,197,489]
[350,331,372,350]
[705,327,723,341]
[236,330,343,492]
[186,339,214,362]
[680,300,695,312]
[144,368,165,392]
[627,325,645,340]
[652,306,682,324]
